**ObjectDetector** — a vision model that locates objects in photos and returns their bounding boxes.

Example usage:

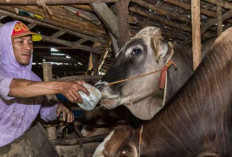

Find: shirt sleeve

[0,76,15,100]
[40,104,58,122]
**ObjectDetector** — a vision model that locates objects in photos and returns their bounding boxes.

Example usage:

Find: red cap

[11,21,42,42]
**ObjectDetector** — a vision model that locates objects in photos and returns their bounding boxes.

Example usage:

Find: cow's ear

[150,36,168,63]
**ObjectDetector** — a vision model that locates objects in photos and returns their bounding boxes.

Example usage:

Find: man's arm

[9,79,89,103]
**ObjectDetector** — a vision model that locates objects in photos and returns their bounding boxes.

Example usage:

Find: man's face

[12,35,33,65]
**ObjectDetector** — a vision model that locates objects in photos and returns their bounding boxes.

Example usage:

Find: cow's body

[94,28,232,157]
[98,27,213,120]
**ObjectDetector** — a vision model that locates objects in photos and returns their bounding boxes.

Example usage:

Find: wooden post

[88,42,100,75]
[191,0,201,70]
[109,32,120,56]
[115,0,130,48]
[217,2,223,35]
[42,63,57,140]
[45,125,57,140]
[92,42,101,75]
[42,62,53,81]
[42,63,57,101]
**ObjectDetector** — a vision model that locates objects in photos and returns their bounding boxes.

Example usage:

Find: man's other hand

[56,103,74,123]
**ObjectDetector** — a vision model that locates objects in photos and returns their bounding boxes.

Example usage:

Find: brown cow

[94,27,232,157]
[96,27,214,120]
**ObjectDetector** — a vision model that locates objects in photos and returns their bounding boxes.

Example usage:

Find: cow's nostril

[94,81,109,90]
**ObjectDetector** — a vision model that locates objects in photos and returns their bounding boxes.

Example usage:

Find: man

[0,20,89,150]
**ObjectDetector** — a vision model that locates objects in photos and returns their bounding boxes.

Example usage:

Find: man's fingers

[56,107,61,116]
[75,80,86,85]
[66,92,76,103]
[62,110,66,121]
[76,85,90,96]
[67,112,73,123]
[71,89,83,104]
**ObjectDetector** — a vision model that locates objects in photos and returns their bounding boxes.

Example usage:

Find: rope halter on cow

[138,125,143,156]
[103,42,177,90]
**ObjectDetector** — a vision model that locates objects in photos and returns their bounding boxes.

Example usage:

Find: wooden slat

[129,7,191,32]
[132,0,190,23]
[41,35,102,54]
[191,0,201,70]
[217,2,223,36]
[90,3,119,39]
[204,0,232,10]
[115,0,130,48]
[19,5,106,38]
[163,0,215,18]
[73,39,88,45]
[55,75,103,81]
[50,30,66,39]
[0,8,106,43]
[27,23,37,29]
[201,9,232,34]
[0,0,118,5]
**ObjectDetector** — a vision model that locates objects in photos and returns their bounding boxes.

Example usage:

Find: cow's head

[93,126,139,157]
[98,27,173,120]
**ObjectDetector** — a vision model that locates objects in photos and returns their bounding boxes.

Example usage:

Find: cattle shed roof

[0,0,230,79]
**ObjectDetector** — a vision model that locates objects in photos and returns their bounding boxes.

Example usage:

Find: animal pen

[0,0,231,156]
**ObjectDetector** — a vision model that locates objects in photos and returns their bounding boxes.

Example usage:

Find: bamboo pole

[191,0,201,70]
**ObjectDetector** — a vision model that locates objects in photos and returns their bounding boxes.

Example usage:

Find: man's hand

[57,103,74,123]
[60,80,90,103]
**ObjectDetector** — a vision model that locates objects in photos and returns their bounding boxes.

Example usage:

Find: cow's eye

[132,48,142,55]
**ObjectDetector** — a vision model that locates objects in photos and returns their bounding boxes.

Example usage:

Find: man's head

[11,21,42,65]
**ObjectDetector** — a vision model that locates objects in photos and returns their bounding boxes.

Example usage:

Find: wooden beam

[163,0,215,18]
[0,0,118,5]
[163,0,232,24]
[90,3,119,39]
[115,0,130,48]
[73,39,88,45]
[55,75,103,82]
[129,7,191,32]
[98,37,111,71]
[0,8,106,43]
[191,0,201,70]
[50,30,66,39]
[109,32,119,56]
[41,35,102,54]
[42,63,58,101]
[201,9,232,34]
[34,56,78,64]
[132,0,190,23]
[18,5,106,38]
[217,2,223,36]
[27,23,37,29]
[204,0,232,10]
[92,42,101,75]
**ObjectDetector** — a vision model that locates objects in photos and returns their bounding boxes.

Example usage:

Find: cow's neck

[125,94,164,120]
[165,44,193,102]
[138,32,232,156]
